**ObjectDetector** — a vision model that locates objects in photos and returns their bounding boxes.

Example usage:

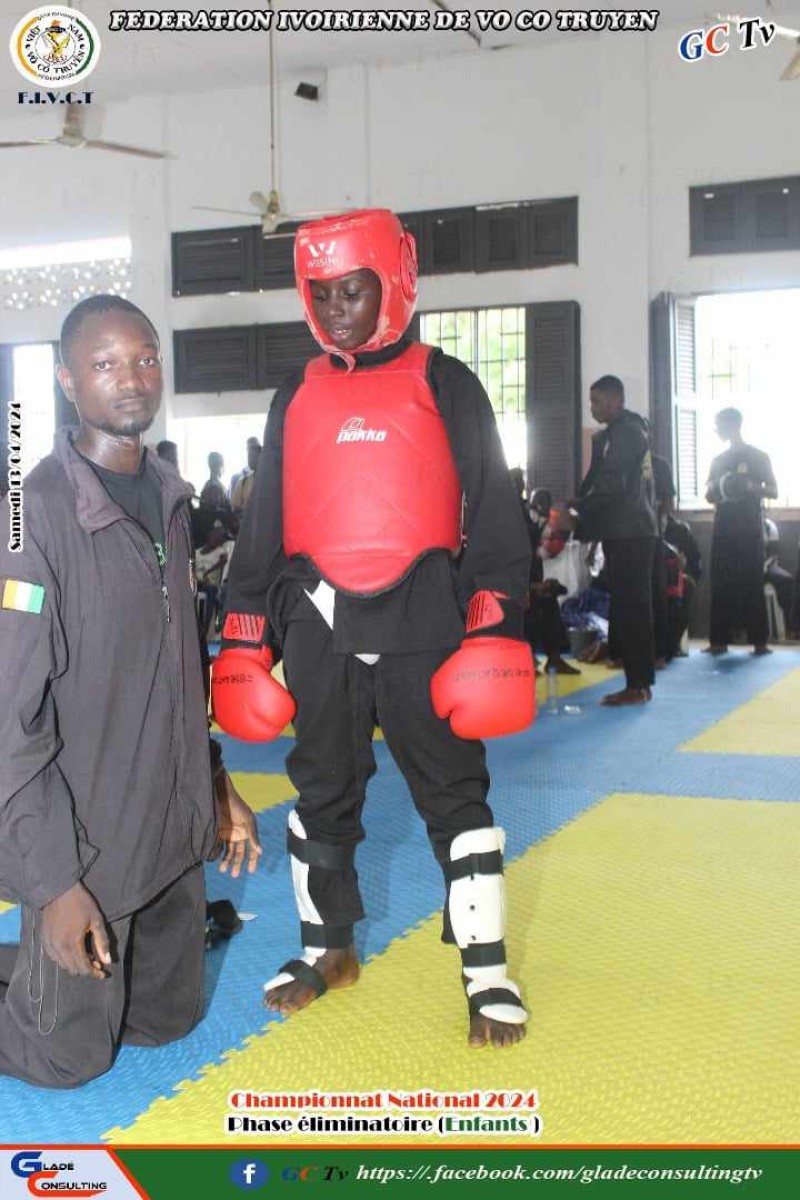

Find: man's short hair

[716,406,743,429]
[246,436,260,448]
[590,374,625,402]
[59,294,159,368]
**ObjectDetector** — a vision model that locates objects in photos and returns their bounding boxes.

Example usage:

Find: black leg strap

[467,987,526,1019]
[278,958,327,999]
[288,830,354,871]
[301,921,353,950]
[444,851,504,884]
[460,940,506,968]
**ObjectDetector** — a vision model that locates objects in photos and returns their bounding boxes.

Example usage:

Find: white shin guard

[263,810,343,996]
[447,827,527,1025]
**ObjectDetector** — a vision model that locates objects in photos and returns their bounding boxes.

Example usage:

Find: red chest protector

[283,342,463,594]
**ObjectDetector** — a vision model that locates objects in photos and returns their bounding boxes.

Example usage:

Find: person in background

[651,454,678,667]
[520,483,580,677]
[572,375,658,705]
[705,407,777,655]
[663,512,701,657]
[763,518,793,633]
[195,516,237,638]
[199,451,230,514]
[789,539,800,640]
[231,437,262,516]
[155,439,180,472]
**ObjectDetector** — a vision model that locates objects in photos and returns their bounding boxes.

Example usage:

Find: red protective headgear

[294,209,418,356]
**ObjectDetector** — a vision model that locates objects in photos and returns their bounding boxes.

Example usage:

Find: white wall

[648,23,800,297]
[2,22,799,444]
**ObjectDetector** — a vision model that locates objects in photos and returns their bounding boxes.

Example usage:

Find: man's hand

[41,882,111,979]
[213,770,262,878]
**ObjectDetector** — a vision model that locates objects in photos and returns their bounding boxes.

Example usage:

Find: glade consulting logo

[10,7,101,88]
[10,1150,106,1196]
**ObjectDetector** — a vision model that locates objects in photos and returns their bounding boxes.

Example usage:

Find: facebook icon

[231,1159,269,1189]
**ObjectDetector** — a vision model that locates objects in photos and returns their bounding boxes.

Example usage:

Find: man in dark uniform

[573,375,659,705]
[0,295,259,1088]
[212,209,535,1049]
[705,407,777,654]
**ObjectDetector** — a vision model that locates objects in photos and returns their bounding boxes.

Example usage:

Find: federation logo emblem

[10,7,100,87]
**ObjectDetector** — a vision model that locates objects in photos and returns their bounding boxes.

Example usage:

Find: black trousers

[709,535,768,647]
[652,538,671,662]
[525,594,568,659]
[281,611,493,941]
[668,573,696,656]
[603,537,656,690]
[0,865,205,1089]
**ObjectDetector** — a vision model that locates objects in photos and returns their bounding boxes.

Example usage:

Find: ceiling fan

[0,103,171,158]
[720,7,800,79]
[194,0,336,237]
[774,22,800,79]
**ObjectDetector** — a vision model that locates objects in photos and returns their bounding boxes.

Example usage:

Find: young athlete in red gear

[212,209,535,1048]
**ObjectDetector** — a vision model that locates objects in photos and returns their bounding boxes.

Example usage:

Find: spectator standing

[573,375,658,706]
[231,437,262,516]
[200,451,230,514]
[705,407,777,655]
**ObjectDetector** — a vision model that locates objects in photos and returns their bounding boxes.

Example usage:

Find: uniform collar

[329,335,413,371]
[51,428,193,533]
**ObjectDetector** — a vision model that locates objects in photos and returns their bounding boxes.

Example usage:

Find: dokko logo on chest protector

[336,418,388,445]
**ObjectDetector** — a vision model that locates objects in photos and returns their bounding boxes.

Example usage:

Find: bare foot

[263,945,360,1015]
[546,657,581,676]
[468,1013,527,1049]
[601,686,652,707]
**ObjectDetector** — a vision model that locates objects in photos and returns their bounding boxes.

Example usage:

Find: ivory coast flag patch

[1,578,45,614]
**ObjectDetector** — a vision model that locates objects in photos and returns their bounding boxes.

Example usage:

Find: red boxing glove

[431,590,536,740]
[211,613,296,742]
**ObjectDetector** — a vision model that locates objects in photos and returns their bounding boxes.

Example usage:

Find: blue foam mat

[0,649,797,1141]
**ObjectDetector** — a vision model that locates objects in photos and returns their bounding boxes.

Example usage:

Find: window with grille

[420,306,527,470]
[691,288,800,507]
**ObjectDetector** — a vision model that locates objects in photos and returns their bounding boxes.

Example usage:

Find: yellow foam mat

[682,667,800,756]
[106,791,800,1145]
[534,660,614,701]
[229,772,296,813]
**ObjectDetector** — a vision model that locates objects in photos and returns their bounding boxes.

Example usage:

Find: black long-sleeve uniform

[225,338,531,944]
[706,443,777,647]
[0,433,215,1087]
[575,409,658,690]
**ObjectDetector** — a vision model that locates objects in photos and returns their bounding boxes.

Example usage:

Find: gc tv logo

[678,16,776,61]
[10,1151,106,1197]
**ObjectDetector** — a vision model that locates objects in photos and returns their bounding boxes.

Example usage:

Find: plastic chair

[764,582,786,642]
